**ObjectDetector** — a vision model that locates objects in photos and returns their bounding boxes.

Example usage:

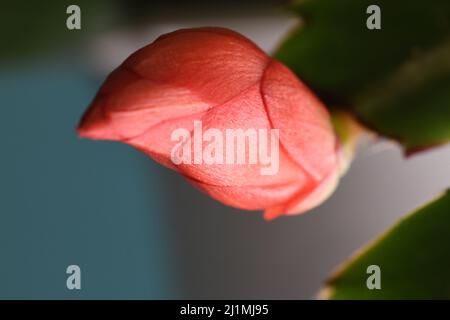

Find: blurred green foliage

[0,0,277,61]
[324,190,450,299]
[0,1,114,60]
[276,0,450,153]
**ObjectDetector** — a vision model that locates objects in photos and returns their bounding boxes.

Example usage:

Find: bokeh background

[1,0,449,299]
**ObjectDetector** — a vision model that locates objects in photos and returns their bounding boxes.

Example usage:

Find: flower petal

[261,60,338,181]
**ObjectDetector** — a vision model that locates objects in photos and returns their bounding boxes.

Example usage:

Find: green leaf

[323,190,450,299]
[275,0,450,153]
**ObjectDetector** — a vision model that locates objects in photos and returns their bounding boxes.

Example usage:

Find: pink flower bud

[77,27,341,220]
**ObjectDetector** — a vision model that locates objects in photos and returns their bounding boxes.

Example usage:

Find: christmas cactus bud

[78,27,345,219]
